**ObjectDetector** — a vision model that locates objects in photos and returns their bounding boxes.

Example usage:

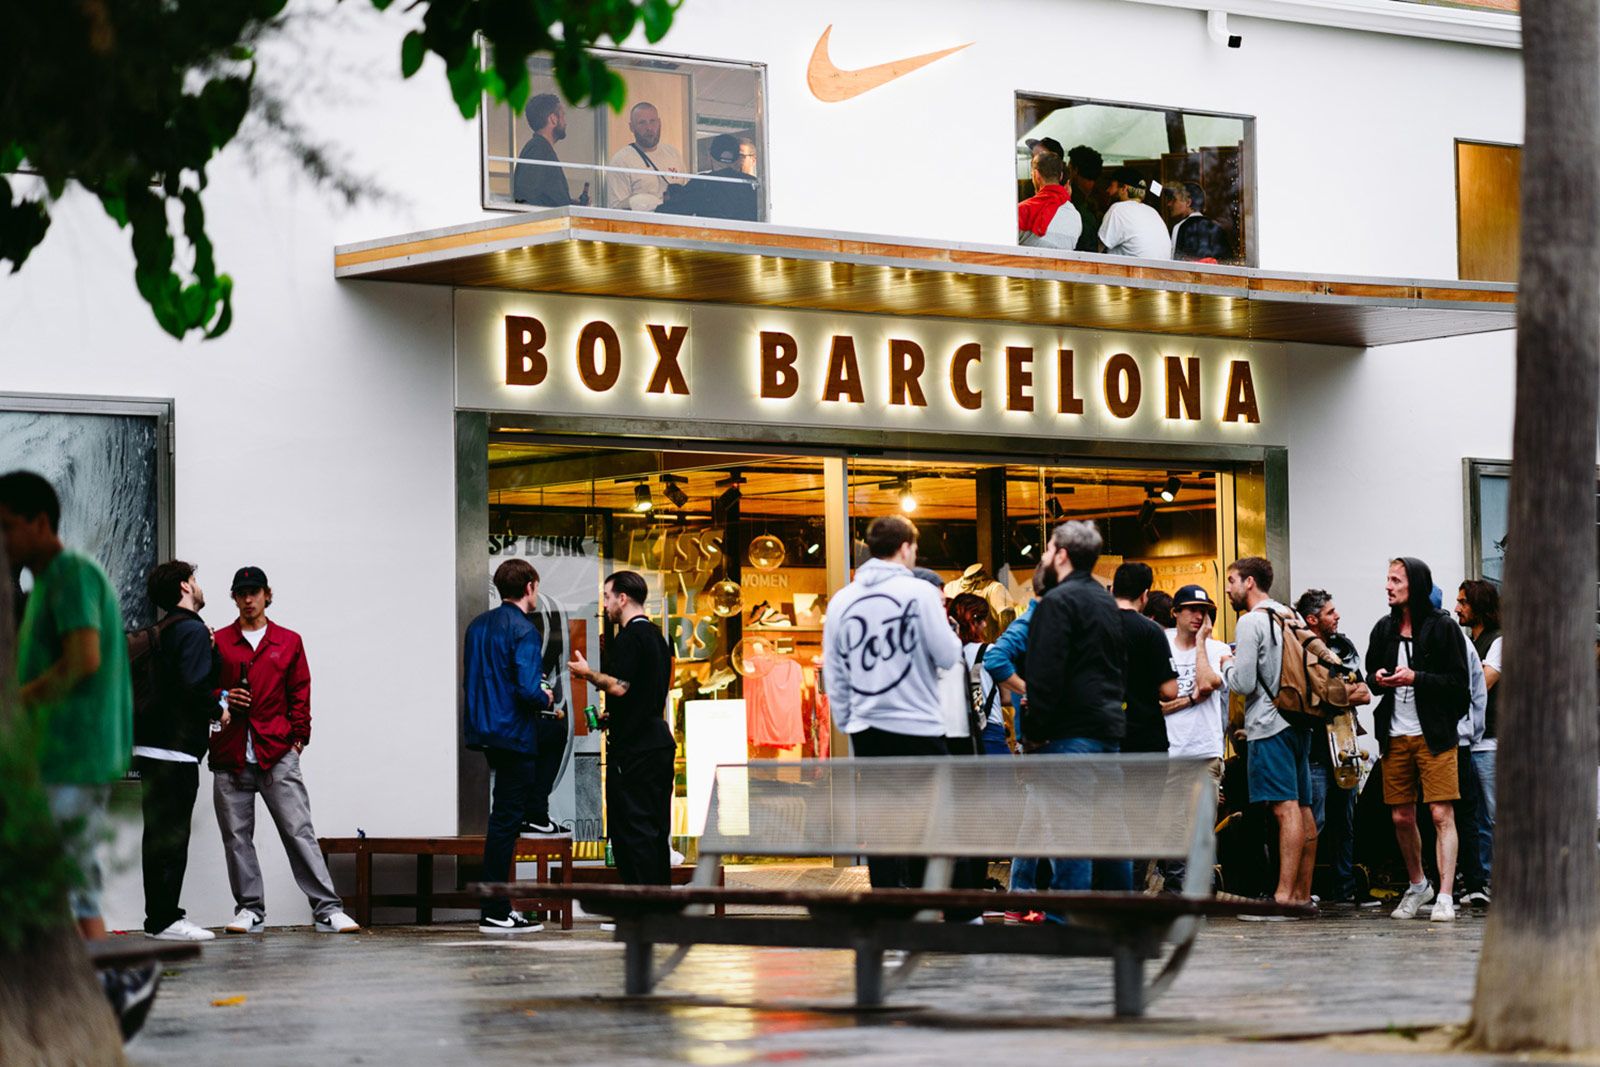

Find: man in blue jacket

[465,558,553,933]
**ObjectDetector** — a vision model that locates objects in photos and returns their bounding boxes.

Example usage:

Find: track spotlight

[1160,476,1181,503]
[661,474,689,509]
[888,477,918,514]
[1047,495,1065,521]
[632,482,654,513]
[1137,499,1157,525]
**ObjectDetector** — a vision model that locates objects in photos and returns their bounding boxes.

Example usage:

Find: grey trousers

[213,750,343,921]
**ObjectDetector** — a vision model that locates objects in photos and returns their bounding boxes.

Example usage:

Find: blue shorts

[1248,727,1313,806]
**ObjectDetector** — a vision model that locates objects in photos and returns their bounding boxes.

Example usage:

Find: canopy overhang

[334,209,1515,348]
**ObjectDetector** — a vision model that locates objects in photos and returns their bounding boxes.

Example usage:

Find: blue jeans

[1041,737,1133,895]
[482,747,539,919]
[980,721,1009,755]
[45,784,110,920]
[1308,762,1358,898]
[1473,749,1496,879]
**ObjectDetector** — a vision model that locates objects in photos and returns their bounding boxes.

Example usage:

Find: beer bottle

[236,659,251,715]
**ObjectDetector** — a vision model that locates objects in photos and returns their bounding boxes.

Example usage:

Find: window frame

[1454,137,1521,283]
[1014,90,1259,267]
[478,46,772,221]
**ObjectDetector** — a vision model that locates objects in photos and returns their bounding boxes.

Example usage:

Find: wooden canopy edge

[332,208,1517,347]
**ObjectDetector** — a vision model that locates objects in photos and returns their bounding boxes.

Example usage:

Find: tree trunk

[1466,0,1600,1050]
[0,542,127,1064]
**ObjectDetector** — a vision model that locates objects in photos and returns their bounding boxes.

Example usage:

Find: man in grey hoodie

[1221,556,1313,912]
[824,515,962,888]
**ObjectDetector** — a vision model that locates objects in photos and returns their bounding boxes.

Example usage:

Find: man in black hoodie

[1366,557,1470,923]
[136,560,222,941]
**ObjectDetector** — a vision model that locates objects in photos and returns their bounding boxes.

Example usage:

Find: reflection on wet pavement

[127,911,1507,1066]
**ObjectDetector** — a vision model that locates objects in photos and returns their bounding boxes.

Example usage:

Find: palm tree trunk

[1466,0,1600,1050]
[0,541,127,1064]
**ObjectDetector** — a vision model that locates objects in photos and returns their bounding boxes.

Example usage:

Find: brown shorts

[1382,734,1459,804]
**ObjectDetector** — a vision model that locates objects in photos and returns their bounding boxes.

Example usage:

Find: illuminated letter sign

[1164,356,1200,421]
[950,343,982,411]
[646,324,690,395]
[760,331,800,399]
[888,339,927,407]
[1057,349,1083,415]
[1223,360,1261,423]
[1103,353,1141,419]
[576,321,622,392]
[505,315,548,386]
[823,335,865,404]
[1006,346,1034,412]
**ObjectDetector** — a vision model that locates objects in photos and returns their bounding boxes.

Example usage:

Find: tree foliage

[0,0,680,340]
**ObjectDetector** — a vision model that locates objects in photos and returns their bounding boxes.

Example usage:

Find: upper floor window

[1456,139,1520,282]
[483,50,767,223]
[1015,94,1256,266]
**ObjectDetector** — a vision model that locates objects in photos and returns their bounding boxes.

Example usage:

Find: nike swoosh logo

[807,25,972,103]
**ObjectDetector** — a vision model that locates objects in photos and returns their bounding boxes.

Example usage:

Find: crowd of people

[1017,137,1232,262]
[825,514,1514,923]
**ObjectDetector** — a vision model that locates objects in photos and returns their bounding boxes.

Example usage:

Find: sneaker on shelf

[670,847,686,866]
[148,918,216,942]
[521,819,572,836]
[599,921,617,932]
[1002,911,1027,924]
[1390,882,1436,920]
[1462,889,1491,908]
[480,911,543,935]
[224,909,264,934]
[1021,910,1045,924]
[101,961,162,1042]
[1430,895,1458,922]
[314,910,362,934]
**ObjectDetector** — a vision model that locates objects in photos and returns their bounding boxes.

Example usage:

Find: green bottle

[604,839,615,867]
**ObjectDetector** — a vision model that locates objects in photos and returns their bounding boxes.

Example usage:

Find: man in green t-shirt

[1,470,133,940]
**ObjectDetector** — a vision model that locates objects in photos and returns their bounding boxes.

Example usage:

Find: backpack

[965,644,999,744]
[127,615,180,723]
[1254,606,1358,723]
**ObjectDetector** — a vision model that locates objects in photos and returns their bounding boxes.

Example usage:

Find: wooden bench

[319,835,573,929]
[569,863,729,918]
[475,755,1311,1015]
[86,937,202,970]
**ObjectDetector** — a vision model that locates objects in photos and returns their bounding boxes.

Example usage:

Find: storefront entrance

[476,430,1269,853]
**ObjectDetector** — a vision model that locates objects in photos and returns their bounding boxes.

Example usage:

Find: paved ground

[120,897,1591,1067]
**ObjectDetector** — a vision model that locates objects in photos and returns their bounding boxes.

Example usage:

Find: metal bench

[476,755,1310,1015]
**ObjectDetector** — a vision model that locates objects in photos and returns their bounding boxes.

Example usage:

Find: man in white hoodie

[824,515,963,888]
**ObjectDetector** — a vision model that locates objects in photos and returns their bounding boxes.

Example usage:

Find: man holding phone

[464,559,557,933]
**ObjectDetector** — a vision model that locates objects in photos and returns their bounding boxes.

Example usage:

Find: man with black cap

[1163,584,1233,783]
[659,133,759,221]
[1367,557,1471,923]
[212,565,359,934]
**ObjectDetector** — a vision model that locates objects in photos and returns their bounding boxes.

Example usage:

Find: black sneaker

[520,819,571,836]
[1462,889,1491,908]
[100,961,161,1042]
[479,911,543,934]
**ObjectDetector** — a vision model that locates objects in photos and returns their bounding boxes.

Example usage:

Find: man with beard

[568,570,675,885]
[606,101,689,211]
[515,93,589,208]
[1220,556,1313,914]
[1455,578,1502,899]
[1367,558,1471,922]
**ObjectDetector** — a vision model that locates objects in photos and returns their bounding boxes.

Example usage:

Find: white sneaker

[1391,883,1436,920]
[599,922,617,932]
[670,847,686,866]
[314,910,361,934]
[1430,895,1457,922]
[225,909,264,934]
[480,911,543,934]
[148,919,216,942]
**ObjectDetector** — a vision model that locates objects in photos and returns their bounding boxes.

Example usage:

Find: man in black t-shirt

[1111,563,1180,754]
[568,570,674,885]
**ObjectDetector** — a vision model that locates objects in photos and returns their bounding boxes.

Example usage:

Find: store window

[1466,459,1599,629]
[1456,140,1521,282]
[1015,94,1255,265]
[482,51,767,222]
[848,459,1224,624]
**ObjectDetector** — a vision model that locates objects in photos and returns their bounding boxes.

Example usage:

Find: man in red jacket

[211,566,359,934]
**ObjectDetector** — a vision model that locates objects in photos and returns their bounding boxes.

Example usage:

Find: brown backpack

[1254,606,1357,721]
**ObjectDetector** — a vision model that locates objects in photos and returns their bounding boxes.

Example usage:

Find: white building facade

[0,0,1563,930]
